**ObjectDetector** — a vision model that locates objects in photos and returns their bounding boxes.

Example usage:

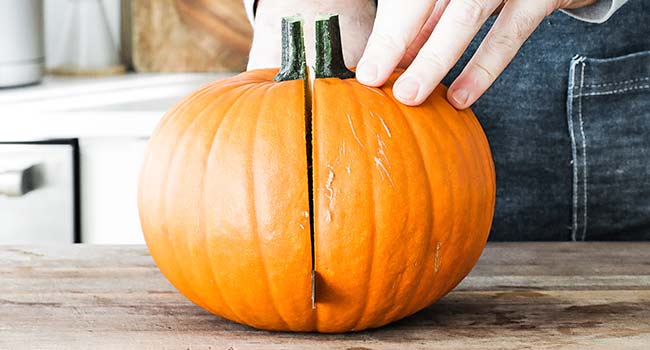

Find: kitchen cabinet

[0,141,77,243]
[0,73,228,244]
[0,138,147,244]
[80,137,147,243]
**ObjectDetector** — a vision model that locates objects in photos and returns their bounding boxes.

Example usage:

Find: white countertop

[0,73,232,141]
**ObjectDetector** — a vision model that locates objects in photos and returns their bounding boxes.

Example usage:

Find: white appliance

[0,0,44,87]
[0,141,78,243]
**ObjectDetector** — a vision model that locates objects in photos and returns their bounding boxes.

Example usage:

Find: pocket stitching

[577,84,650,97]
[583,76,650,88]
[577,60,589,242]
[567,56,582,241]
[567,55,590,242]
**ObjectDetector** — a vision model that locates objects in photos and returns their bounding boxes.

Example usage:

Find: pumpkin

[138,14,495,333]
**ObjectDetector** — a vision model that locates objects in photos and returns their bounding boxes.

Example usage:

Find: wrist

[247,0,375,70]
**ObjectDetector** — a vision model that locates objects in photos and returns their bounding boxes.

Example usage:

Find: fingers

[393,0,503,106]
[398,0,451,68]
[356,0,436,87]
[448,0,554,109]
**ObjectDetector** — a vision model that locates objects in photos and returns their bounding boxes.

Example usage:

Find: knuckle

[485,31,519,55]
[470,60,497,83]
[371,31,408,54]
[453,0,489,27]
[546,0,563,15]
[417,50,448,72]
[509,11,539,40]
[485,12,538,55]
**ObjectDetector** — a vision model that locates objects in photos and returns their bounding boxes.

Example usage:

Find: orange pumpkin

[138,15,495,333]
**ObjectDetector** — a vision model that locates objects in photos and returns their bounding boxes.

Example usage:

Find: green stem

[274,16,306,82]
[314,14,354,79]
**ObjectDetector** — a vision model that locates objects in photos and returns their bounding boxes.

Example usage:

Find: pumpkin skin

[139,14,495,333]
[138,67,495,332]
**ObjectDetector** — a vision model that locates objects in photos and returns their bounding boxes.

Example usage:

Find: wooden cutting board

[3,243,650,349]
[130,0,253,72]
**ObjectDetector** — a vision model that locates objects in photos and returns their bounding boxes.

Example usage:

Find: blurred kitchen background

[0,0,251,244]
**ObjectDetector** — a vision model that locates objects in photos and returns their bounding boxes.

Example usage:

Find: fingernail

[451,88,470,107]
[394,77,420,102]
[356,61,378,84]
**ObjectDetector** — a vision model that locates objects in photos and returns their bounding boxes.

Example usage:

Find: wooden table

[1,243,649,349]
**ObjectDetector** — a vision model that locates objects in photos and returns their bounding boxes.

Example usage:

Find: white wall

[44,0,121,69]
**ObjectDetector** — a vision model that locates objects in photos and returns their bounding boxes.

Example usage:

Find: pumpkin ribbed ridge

[147,81,236,313]
[386,87,435,322]
[165,81,255,323]
[350,80,379,332]
[203,75,313,331]
[250,83,293,330]
[199,83,261,324]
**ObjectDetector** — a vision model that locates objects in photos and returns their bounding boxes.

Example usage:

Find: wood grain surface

[1,243,649,349]
[131,0,252,72]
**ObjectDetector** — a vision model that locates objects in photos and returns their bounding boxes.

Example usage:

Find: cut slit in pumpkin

[273,16,317,309]
[274,14,356,309]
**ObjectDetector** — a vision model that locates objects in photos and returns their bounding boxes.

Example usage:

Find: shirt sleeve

[561,0,629,24]
[243,0,256,24]
[244,0,628,25]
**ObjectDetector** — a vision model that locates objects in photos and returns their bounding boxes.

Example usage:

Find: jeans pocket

[567,50,650,241]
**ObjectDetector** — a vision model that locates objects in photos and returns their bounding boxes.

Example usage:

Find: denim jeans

[442,1,650,241]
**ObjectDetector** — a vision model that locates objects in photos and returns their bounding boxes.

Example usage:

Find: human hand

[355,0,596,108]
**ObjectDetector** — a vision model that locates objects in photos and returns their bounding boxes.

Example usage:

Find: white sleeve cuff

[560,0,628,24]
[243,0,256,24]
[246,0,627,25]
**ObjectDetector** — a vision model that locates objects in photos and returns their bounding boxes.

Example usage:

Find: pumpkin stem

[274,16,306,82]
[314,14,354,79]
